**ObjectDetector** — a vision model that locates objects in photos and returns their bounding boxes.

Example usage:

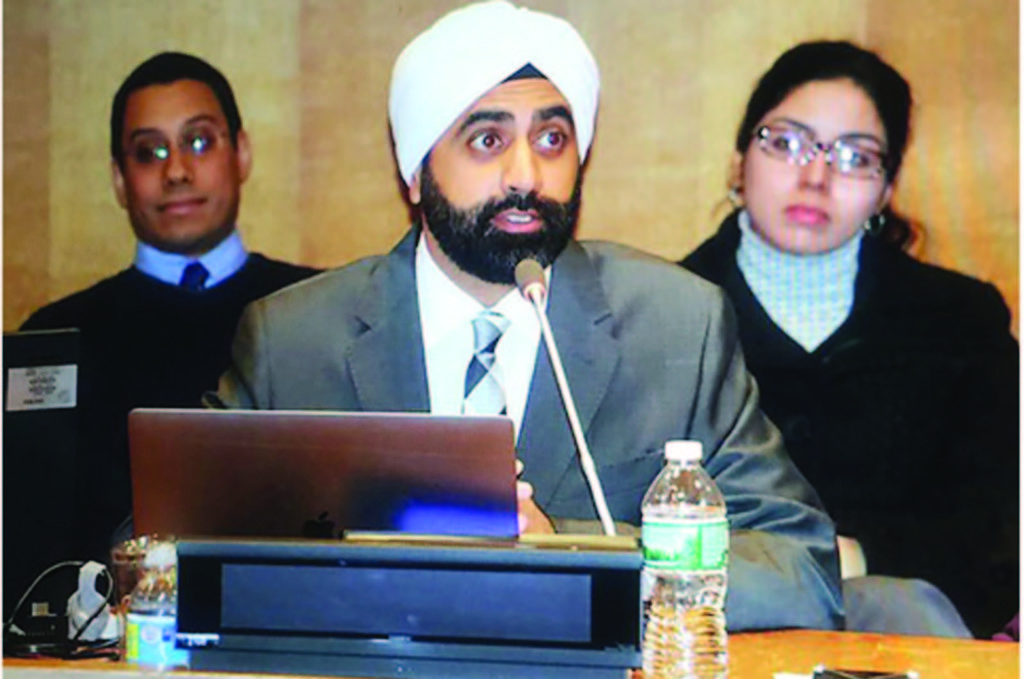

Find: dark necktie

[462,311,510,415]
[179,262,210,292]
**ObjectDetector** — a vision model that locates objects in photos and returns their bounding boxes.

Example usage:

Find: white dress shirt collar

[133,230,248,289]
[415,231,545,440]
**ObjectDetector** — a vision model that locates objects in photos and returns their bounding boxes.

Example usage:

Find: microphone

[515,259,547,305]
[514,259,616,536]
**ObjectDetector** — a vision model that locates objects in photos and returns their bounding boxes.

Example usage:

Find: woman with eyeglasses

[681,41,1018,639]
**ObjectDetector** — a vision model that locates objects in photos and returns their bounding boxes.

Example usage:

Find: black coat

[681,211,1019,637]
[21,254,321,562]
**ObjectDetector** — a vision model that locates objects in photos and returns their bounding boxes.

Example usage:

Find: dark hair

[110,52,243,165]
[736,41,912,178]
[735,40,913,245]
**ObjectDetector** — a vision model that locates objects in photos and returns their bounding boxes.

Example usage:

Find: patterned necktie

[463,311,511,416]
[179,262,210,292]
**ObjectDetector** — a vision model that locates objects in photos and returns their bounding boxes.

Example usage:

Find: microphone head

[514,259,547,302]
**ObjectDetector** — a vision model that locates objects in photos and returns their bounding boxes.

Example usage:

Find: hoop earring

[864,212,886,236]
[727,185,743,209]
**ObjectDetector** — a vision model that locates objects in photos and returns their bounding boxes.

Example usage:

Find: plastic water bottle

[641,440,728,679]
[123,540,189,669]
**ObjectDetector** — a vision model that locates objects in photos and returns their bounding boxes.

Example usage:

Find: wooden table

[729,630,1018,678]
[4,630,1018,679]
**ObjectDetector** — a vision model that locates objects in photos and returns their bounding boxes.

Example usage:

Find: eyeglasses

[756,124,888,179]
[125,122,229,166]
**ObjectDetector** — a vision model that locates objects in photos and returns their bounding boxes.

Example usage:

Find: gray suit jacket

[215,228,844,631]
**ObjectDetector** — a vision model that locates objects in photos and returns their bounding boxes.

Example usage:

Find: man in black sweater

[21,52,320,562]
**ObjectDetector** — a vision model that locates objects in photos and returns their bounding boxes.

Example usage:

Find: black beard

[419,163,581,284]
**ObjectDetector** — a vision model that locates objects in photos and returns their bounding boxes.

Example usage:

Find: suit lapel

[518,241,620,506]
[348,229,431,412]
[344,232,621,505]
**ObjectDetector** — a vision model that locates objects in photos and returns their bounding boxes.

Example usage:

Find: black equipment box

[176,534,642,678]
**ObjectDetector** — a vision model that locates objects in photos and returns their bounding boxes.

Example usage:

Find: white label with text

[6,365,77,411]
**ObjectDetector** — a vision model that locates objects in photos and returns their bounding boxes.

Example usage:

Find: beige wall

[4,0,1018,335]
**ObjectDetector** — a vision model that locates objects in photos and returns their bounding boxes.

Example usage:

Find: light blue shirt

[133,231,248,289]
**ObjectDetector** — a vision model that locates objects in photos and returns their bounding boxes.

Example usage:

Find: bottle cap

[665,440,703,463]
[144,541,177,569]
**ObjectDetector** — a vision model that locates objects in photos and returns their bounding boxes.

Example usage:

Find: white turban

[388,0,600,186]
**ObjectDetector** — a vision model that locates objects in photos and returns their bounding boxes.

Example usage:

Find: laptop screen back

[129,408,519,540]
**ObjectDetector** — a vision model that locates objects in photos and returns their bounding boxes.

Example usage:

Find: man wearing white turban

[213,0,845,632]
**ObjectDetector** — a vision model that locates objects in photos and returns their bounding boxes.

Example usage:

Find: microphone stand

[517,262,616,537]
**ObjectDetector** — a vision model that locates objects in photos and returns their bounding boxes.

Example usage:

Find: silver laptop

[128,408,518,540]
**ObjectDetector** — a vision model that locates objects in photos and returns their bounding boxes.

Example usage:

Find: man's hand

[516,459,554,534]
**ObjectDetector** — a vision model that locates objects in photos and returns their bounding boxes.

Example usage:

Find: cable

[69,565,115,643]
[4,636,121,661]
[3,560,84,637]
[4,560,119,661]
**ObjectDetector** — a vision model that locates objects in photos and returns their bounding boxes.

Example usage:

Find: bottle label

[642,517,729,570]
[125,612,190,669]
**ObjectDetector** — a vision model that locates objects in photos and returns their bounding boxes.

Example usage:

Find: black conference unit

[176,535,642,678]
